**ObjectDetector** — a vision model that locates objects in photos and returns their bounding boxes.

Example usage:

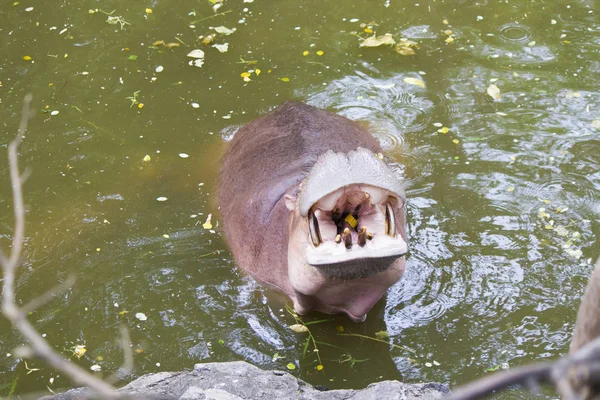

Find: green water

[1,0,599,397]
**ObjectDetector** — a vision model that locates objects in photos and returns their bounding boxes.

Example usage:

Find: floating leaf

[135,312,148,321]
[566,248,583,259]
[395,38,418,56]
[212,43,229,53]
[487,84,501,100]
[73,345,87,358]
[212,26,236,35]
[286,363,296,370]
[316,364,324,371]
[143,155,151,162]
[280,77,290,82]
[302,50,309,56]
[403,77,425,88]
[316,50,324,56]
[290,324,309,333]
[187,49,205,59]
[145,8,152,14]
[203,214,213,230]
[360,33,396,47]
[375,331,389,339]
[437,126,449,134]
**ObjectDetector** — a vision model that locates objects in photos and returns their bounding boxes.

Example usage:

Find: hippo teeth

[308,209,323,247]
[342,228,352,249]
[357,226,368,247]
[385,202,396,237]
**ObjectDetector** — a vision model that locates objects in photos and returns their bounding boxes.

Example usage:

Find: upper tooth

[385,202,396,237]
[360,185,388,204]
[308,209,322,247]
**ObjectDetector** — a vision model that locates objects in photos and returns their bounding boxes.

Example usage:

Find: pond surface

[1,0,599,397]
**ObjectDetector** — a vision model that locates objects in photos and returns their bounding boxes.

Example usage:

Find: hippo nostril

[308,209,323,247]
[385,202,396,237]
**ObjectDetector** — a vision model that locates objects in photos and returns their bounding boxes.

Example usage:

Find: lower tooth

[358,226,367,247]
[342,228,352,249]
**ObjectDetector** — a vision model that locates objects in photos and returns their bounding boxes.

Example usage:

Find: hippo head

[284,148,408,322]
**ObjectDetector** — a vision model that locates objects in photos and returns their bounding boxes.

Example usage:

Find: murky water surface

[1,0,599,397]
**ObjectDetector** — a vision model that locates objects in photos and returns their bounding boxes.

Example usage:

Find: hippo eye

[308,209,323,247]
[385,202,396,237]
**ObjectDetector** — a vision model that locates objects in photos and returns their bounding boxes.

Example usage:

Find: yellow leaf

[487,84,501,100]
[445,36,455,44]
[165,43,180,48]
[360,33,395,47]
[280,77,290,82]
[364,28,373,34]
[240,72,251,78]
[286,363,296,370]
[203,214,213,230]
[316,50,324,56]
[403,77,425,88]
[145,8,152,14]
[452,139,459,144]
[302,50,309,56]
[289,324,309,333]
[137,103,144,109]
[255,68,261,75]
[74,345,86,358]
[336,325,345,332]
[438,126,449,134]
[23,55,32,61]
[316,365,324,371]
[143,155,151,162]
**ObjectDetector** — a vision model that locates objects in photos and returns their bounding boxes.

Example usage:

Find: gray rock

[44,361,450,400]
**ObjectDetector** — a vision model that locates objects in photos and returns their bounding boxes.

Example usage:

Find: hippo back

[218,102,381,291]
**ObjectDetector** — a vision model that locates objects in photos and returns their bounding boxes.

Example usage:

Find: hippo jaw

[284,148,407,321]
[304,184,407,280]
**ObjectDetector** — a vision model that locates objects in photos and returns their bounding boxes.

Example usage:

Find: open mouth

[305,184,408,266]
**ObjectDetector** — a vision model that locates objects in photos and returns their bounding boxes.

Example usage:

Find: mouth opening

[305,184,408,267]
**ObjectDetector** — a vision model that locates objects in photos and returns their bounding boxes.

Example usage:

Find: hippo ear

[284,194,296,212]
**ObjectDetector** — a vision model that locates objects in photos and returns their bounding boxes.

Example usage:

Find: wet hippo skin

[218,102,408,322]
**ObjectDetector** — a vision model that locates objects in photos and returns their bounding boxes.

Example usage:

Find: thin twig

[20,275,76,315]
[447,337,600,399]
[1,95,119,397]
[107,325,134,385]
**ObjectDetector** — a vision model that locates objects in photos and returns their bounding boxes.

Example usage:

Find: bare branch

[1,95,119,398]
[20,274,76,315]
[448,337,600,399]
[107,325,134,385]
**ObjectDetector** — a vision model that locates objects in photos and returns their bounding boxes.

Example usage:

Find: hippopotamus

[218,102,408,322]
